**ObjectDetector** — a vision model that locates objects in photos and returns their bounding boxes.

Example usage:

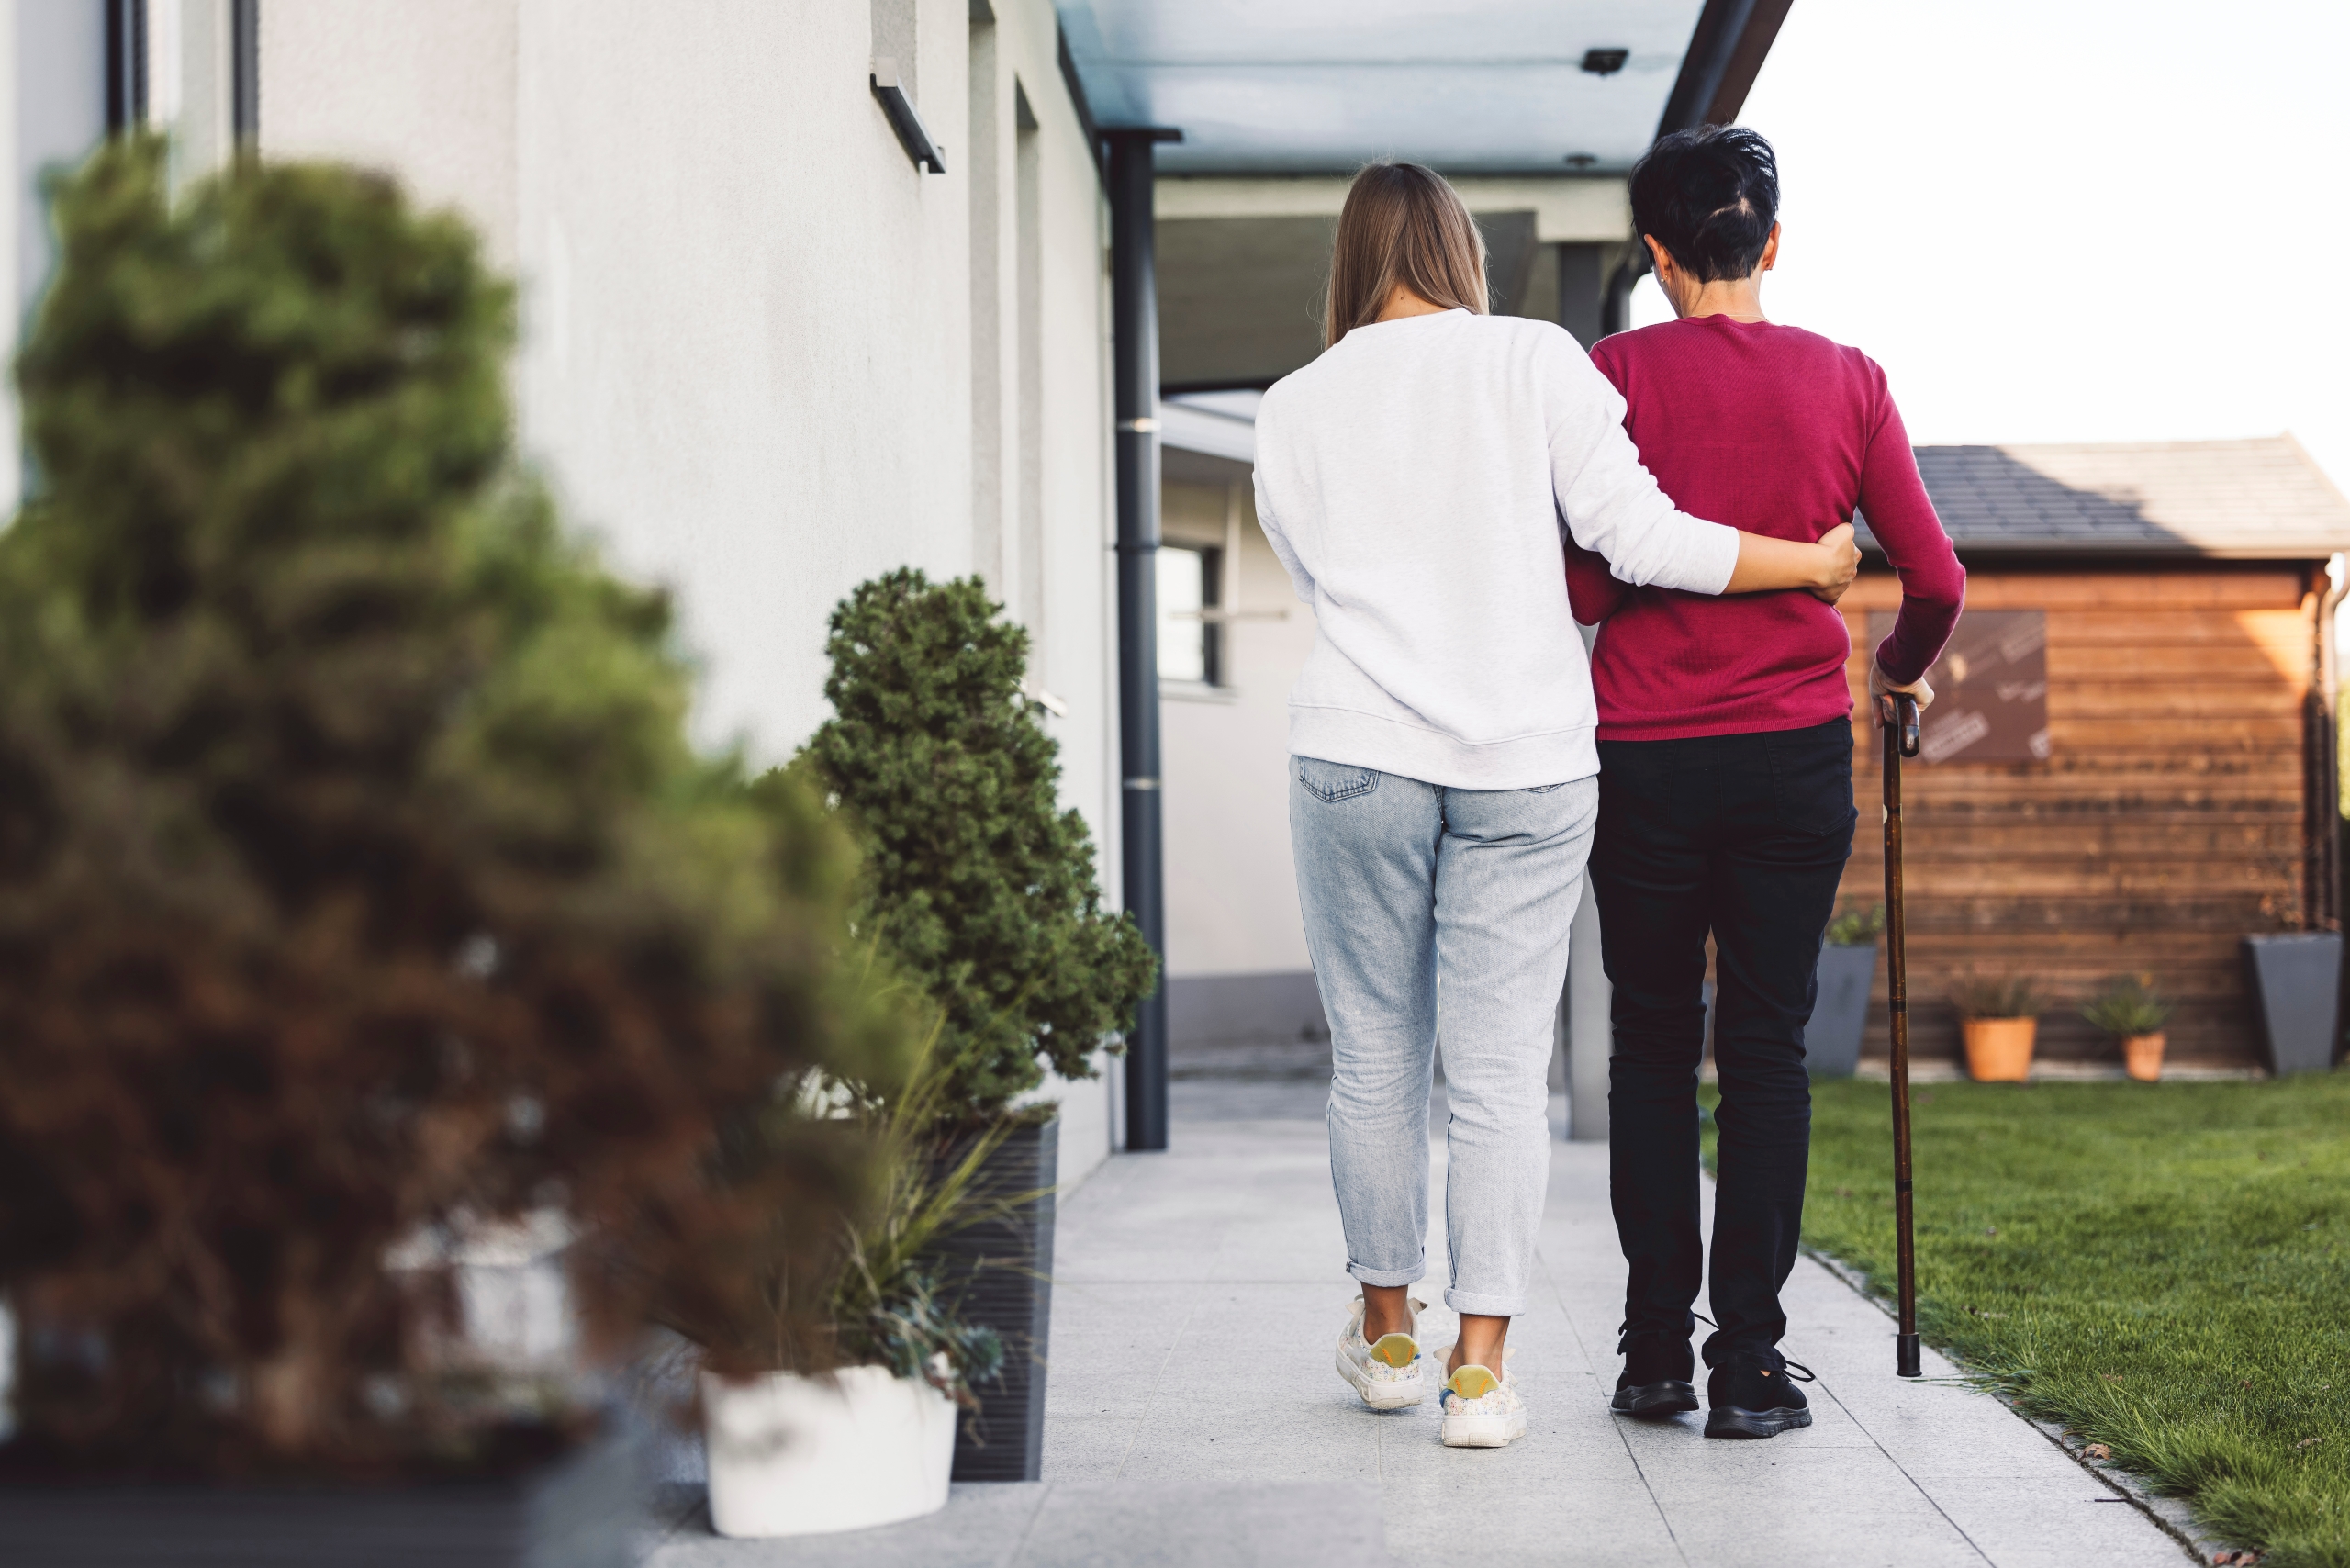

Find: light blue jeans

[1291,756,1599,1318]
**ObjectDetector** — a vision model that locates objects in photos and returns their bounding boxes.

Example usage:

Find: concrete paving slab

[1017,1480,1392,1565]
[1035,1411,1142,1481]
[643,1479,1395,1567]
[1032,1107,2192,1568]
[641,1482,1047,1568]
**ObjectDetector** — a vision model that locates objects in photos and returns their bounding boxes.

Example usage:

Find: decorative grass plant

[2081,974,2173,1039]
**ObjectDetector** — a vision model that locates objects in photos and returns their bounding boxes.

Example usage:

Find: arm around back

[1545,332,1740,593]
[1548,331,1857,600]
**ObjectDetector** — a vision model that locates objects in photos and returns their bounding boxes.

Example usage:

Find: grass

[1780,1074,2350,1567]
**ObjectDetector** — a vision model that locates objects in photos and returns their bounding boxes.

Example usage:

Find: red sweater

[1565,315,1964,741]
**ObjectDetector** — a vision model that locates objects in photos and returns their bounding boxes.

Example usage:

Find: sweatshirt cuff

[1681,521,1740,596]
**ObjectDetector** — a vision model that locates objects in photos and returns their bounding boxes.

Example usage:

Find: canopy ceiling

[1057,0,1715,174]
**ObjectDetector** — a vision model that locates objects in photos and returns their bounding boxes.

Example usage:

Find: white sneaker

[1336,1295,1428,1410]
[1438,1361,1528,1448]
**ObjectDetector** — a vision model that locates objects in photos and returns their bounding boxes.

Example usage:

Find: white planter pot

[700,1365,955,1540]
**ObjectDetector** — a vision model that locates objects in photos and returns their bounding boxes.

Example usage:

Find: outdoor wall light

[870,59,946,174]
[1564,153,1599,168]
[1580,48,1629,75]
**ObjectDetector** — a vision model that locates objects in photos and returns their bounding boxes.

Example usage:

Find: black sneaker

[1704,1347,1816,1439]
[1609,1331,1698,1418]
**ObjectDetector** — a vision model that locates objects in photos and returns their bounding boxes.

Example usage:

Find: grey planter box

[0,1428,641,1568]
[928,1114,1057,1483]
[1808,943,1879,1079]
[2243,932,2344,1076]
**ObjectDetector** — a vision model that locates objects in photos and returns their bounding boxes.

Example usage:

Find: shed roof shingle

[1862,437,2350,560]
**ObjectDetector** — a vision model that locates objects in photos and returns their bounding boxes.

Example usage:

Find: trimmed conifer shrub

[0,139,907,1473]
[806,570,1156,1122]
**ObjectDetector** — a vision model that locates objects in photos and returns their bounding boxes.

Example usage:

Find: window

[1158,543,1222,686]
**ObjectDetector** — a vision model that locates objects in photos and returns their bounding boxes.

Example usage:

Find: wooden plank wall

[1837,566,2317,1066]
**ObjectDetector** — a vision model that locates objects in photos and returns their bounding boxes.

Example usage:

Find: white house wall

[254,1,1124,1181]
[1158,476,1326,1050]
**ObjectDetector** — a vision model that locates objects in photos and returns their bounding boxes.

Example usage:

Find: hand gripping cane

[1882,691,1923,1378]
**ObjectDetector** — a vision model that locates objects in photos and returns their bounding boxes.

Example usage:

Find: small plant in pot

[0,139,899,1564]
[1950,972,2042,1082]
[2081,974,2171,1082]
[803,569,1158,1481]
[1809,903,1886,1080]
[680,1025,1014,1540]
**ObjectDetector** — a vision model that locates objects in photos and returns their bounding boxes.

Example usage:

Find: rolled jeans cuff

[1443,1287,1522,1318]
[1347,1260,1425,1290]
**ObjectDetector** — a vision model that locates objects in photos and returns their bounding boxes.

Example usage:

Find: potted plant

[0,140,896,1562]
[804,570,1157,1482]
[2080,974,2172,1082]
[1808,903,1885,1079]
[1950,973,2042,1081]
[2242,931,2343,1076]
[686,1030,1009,1539]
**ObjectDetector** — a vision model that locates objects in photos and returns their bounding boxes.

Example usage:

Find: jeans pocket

[1769,725,1856,838]
[1295,756,1380,804]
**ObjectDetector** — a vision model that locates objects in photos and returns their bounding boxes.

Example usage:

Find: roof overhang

[1057,0,1794,175]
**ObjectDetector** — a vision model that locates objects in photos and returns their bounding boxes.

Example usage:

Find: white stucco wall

[6,0,110,521]
[1159,477,1316,979]
[256,0,1125,1182]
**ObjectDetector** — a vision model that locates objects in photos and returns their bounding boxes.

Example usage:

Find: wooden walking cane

[1883,690,1923,1379]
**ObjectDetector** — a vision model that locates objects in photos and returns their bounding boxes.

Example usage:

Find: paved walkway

[1039,1081,2191,1568]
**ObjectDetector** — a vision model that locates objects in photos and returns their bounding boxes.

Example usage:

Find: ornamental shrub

[0,139,908,1473]
[805,570,1156,1122]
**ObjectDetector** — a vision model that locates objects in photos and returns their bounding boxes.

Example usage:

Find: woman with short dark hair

[1251,159,1860,1448]
[1566,125,1965,1439]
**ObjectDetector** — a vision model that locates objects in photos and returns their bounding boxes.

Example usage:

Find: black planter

[928,1114,1056,1483]
[0,1429,641,1567]
[2243,932,2344,1076]
[1807,942,1878,1079]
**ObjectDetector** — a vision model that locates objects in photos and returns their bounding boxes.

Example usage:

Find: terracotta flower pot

[1962,1016,2037,1081]
[2122,1031,2165,1082]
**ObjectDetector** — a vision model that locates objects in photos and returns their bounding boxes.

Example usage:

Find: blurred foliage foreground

[0,140,920,1475]
[1802,1077,2350,1568]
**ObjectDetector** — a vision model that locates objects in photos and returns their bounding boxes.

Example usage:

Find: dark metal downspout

[1106,128,1179,1153]
[106,2,147,134]
[231,0,260,151]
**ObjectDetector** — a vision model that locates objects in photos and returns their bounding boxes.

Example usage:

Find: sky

[1628,0,2350,495]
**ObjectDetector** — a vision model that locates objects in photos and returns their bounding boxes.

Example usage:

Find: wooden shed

[1840,437,2350,1069]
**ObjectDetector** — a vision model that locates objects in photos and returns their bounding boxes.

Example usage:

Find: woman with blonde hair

[1250,161,1858,1448]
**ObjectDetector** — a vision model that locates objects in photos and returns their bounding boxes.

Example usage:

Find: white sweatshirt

[1250,308,1740,790]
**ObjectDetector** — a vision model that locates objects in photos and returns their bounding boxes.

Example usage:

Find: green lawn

[1784,1075,2350,1568]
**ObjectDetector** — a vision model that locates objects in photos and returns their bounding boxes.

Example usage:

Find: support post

[1107,127,1178,1152]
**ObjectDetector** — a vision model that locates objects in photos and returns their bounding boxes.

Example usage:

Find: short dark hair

[1628,125,1779,284]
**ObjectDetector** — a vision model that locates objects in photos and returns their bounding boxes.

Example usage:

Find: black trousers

[1590,717,1856,1363]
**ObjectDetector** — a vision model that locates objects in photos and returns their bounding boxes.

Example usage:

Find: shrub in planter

[802,569,1156,1480]
[0,138,901,1529]
[2080,973,2170,1082]
[805,569,1158,1123]
[1808,902,1884,1079]
[1950,972,2042,1082]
